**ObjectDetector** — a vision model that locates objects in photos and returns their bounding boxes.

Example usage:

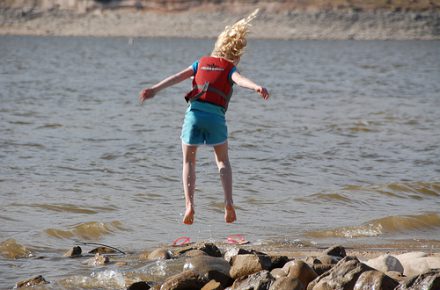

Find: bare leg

[182,143,197,225]
[214,141,236,223]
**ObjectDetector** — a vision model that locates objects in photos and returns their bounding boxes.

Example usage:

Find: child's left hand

[139,88,155,104]
[256,86,270,100]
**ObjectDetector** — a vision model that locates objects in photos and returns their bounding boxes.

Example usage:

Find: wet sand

[1,6,439,39]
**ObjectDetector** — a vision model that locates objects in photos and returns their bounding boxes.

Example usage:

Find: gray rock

[86,253,109,266]
[395,268,440,290]
[230,254,272,279]
[307,256,373,290]
[231,270,274,290]
[269,276,304,290]
[161,270,207,290]
[353,270,399,290]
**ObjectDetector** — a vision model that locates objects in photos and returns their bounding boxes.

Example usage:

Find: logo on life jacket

[200,63,225,72]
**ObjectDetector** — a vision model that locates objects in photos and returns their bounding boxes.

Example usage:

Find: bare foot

[183,206,195,225]
[225,204,236,223]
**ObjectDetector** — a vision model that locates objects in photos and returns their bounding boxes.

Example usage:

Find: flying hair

[212,8,259,62]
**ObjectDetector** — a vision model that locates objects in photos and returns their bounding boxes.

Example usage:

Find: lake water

[0,36,439,288]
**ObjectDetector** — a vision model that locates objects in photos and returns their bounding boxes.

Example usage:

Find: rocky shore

[13,241,440,289]
[1,1,440,39]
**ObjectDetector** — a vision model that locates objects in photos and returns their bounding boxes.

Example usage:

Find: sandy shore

[1,6,440,40]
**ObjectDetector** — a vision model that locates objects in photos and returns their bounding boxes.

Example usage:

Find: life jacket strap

[187,82,232,111]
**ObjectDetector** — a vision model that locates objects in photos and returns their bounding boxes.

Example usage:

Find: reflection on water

[0,36,440,288]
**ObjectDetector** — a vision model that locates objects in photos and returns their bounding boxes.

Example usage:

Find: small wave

[306,212,440,239]
[45,221,125,240]
[31,203,98,214]
[343,181,440,199]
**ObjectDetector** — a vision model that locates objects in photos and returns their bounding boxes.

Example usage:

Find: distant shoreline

[1,8,439,40]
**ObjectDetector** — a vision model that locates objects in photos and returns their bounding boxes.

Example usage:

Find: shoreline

[1,8,440,40]
[8,239,440,289]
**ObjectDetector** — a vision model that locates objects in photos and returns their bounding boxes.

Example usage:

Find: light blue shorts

[181,108,227,146]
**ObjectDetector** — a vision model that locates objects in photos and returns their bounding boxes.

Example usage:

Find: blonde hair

[212,9,259,62]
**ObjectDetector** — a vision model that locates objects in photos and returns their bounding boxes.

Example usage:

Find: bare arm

[231,71,270,100]
[139,66,194,104]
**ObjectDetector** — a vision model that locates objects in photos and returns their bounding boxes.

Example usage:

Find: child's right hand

[139,88,155,104]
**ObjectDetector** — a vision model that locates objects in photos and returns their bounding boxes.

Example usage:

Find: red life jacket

[185,56,235,110]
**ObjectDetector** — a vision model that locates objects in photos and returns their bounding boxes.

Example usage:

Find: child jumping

[139,9,269,225]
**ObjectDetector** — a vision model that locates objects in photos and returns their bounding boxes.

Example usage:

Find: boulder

[269,276,304,290]
[395,268,440,290]
[231,270,274,290]
[284,260,318,288]
[364,254,404,274]
[353,270,399,290]
[396,252,440,277]
[323,245,346,258]
[230,254,272,279]
[184,255,233,287]
[307,256,373,290]
[16,275,49,288]
[184,249,208,257]
[148,248,172,260]
[160,270,207,290]
[63,246,82,257]
[0,238,32,259]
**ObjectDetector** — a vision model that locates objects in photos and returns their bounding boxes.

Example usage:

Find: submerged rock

[16,275,49,288]
[63,246,82,257]
[86,253,110,266]
[0,239,32,259]
[148,248,172,260]
[396,268,440,290]
[89,246,119,254]
[184,255,232,287]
